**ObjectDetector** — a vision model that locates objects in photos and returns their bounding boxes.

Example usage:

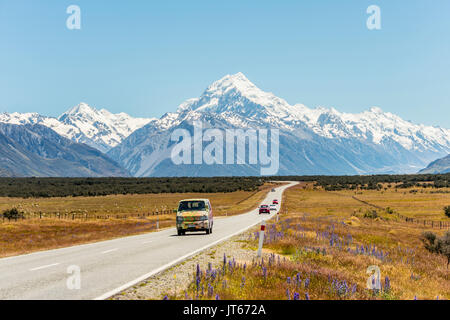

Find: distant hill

[0,123,130,177]
[419,154,450,174]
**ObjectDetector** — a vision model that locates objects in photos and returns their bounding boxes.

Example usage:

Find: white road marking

[142,240,154,244]
[94,212,279,300]
[101,248,118,254]
[29,263,60,271]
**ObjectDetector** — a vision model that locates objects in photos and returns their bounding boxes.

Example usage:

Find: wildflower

[286,288,290,300]
[287,277,291,284]
[163,295,168,300]
[384,276,391,293]
[305,293,310,300]
[207,284,214,297]
[305,278,310,289]
[243,263,247,272]
[185,291,188,300]
[351,284,357,295]
[241,276,246,288]
[293,292,300,300]
[215,294,220,300]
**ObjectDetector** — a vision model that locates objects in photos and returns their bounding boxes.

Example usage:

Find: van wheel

[206,226,210,235]
[177,229,183,236]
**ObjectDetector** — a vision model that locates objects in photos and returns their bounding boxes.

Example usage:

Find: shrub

[444,206,450,218]
[364,210,379,219]
[2,208,21,220]
[422,231,450,268]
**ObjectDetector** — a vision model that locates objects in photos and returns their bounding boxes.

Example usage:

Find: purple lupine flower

[262,267,267,279]
[305,278,310,288]
[293,292,300,300]
[215,294,220,300]
[287,277,291,284]
[286,288,290,300]
[243,263,247,272]
[163,295,168,300]
[352,284,357,295]
[223,253,227,266]
[196,264,200,278]
[185,291,188,300]
[208,284,214,297]
[305,293,310,300]
[241,276,246,288]
[384,276,391,293]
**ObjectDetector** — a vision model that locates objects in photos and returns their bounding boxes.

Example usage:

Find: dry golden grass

[0,183,278,258]
[175,183,450,300]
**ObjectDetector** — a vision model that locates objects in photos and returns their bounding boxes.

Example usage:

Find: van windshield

[178,201,206,212]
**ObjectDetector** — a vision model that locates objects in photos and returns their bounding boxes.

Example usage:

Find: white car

[269,204,277,211]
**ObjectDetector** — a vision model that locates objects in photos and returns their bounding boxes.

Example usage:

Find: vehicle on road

[272,199,279,205]
[269,204,277,211]
[176,199,213,236]
[271,188,276,192]
[259,204,270,214]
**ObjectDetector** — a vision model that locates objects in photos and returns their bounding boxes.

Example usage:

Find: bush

[444,206,450,218]
[422,231,450,268]
[2,208,21,220]
[364,210,379,219]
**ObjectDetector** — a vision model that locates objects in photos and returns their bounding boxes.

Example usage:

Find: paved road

[0,182,297,300]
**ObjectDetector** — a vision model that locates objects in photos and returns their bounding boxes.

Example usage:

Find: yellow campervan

[176,199,213,236]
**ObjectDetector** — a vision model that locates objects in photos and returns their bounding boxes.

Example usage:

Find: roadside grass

[0,182,278,219]
[168,183,449,300]
[0,183,277,258]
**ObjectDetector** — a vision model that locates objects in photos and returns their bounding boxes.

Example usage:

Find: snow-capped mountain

[0,122,129,177]
[0,103,155,152]
[108,72,450,177]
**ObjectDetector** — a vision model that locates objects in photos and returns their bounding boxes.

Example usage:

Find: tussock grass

[172,183,449,300]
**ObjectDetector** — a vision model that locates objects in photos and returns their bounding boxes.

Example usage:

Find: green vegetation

[0,177,264,198]
[422,231,450,268]
[268,173,450,191]
[445,206,450,218]
[1,208,22,220]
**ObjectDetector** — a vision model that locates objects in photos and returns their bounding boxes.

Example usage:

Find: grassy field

[0,183,279,258]
[174,183,450,300]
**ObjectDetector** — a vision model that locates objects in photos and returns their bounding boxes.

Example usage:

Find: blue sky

[0,0,449,127]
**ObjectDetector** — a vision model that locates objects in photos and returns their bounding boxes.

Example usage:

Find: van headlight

[176,216,184,223]
[199,215,208,221]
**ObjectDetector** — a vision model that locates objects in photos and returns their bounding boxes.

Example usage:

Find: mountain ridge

[107,73,450,177]
[0,123,130,177]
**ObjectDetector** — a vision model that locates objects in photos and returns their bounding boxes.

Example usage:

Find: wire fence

[0,209,178,223]
[352,196,450,230]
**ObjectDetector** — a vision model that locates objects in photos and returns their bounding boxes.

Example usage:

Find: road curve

[0,182,297,300]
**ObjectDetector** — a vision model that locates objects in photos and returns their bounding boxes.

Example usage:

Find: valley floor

[119,183,450,300]
[0,183,278,258]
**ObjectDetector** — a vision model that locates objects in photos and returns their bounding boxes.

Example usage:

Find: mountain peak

[63,102,97,116]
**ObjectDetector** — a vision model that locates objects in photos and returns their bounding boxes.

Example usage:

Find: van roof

[178,199,209,202]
